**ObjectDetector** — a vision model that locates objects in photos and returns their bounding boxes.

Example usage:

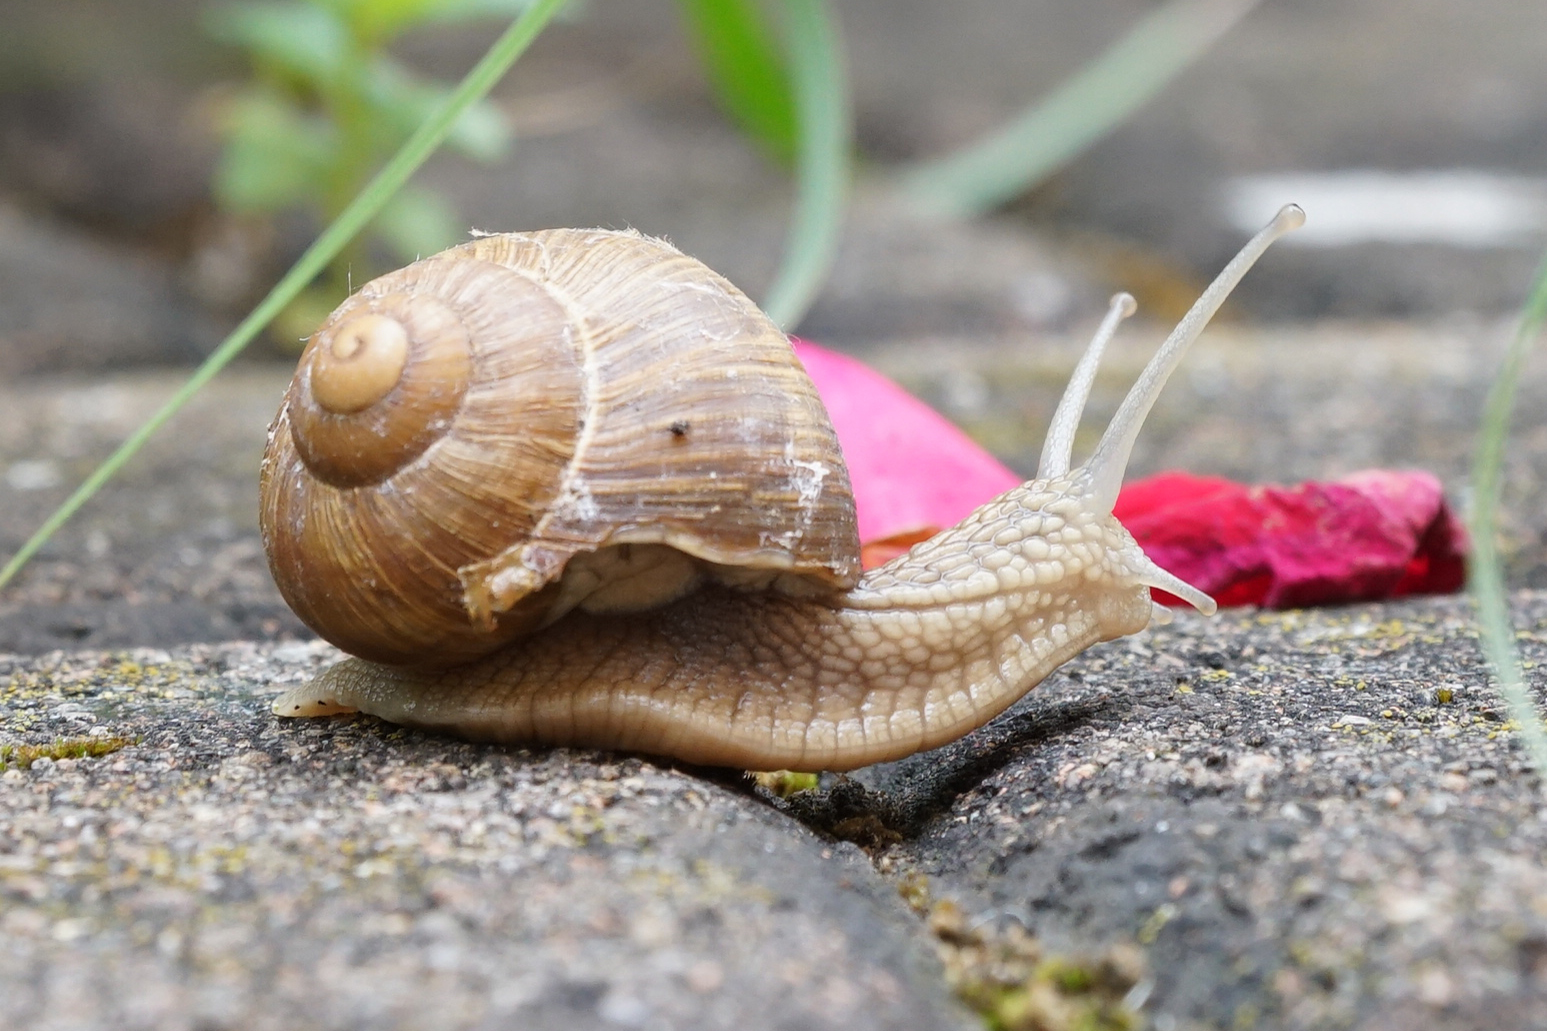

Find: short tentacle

[1131,551,1217,615]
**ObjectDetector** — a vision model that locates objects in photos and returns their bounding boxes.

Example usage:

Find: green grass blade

[759,0,848,331]
[1468,249,1547,775]
[676,0,797,163]
[0,0,570,592]
[897,0,1258,218]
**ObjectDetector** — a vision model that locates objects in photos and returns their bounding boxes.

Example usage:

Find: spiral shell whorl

[309,313,408,414]
[288,291,474,487]
[264,252,584,664]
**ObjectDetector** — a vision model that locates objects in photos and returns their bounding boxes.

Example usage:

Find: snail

[264,206,1304,772]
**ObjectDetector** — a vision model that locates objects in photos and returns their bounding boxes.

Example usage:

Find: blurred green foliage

[205,0,821,334]
[204,0,840,334]
[675,0,798,163]
[1469,248,1547,774]
[206,0,534,330]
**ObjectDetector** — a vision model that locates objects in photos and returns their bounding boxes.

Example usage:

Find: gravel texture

[4,317,1547,1028]
[0,641,973,1031]
[6,595,1547,1030]
[833,596,1547,1030]
[0,368,304,655]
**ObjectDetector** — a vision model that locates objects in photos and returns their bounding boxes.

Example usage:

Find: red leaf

[1114,470,1468,608]
[793,339,1467,607]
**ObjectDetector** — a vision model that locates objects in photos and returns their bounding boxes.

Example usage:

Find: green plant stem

[322,37,380,298]
[1469,250,1547,775]
[759,0,848,331]
[0,0,570,592]
[897,0,1258,218]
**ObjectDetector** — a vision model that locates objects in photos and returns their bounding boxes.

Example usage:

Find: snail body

[265,208,1304,772]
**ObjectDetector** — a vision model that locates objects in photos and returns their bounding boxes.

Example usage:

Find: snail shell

[260,229,859,667]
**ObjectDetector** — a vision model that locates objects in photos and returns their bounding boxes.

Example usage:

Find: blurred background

[5,0,1547,364]
[3,0,1547,652]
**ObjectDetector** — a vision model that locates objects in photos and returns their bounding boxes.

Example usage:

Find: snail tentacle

[1084,203,1305,513]
[1038,292,1135,480]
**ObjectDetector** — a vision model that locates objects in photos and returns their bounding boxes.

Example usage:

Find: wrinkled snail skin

[268,206,1306,772]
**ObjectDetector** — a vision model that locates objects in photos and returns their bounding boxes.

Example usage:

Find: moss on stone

[0,734,135,770]
[916,895,1145,1031]
[753,770,821,797]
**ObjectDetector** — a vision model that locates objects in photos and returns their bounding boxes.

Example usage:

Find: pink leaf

[791,339,1019,545]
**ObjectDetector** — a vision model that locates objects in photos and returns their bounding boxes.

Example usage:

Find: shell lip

[455,521,861,634]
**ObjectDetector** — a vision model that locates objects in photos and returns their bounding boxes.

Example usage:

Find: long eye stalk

[1039,204,1305,510]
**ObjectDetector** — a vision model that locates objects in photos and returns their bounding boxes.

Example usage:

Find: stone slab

[0,640,974,1031]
